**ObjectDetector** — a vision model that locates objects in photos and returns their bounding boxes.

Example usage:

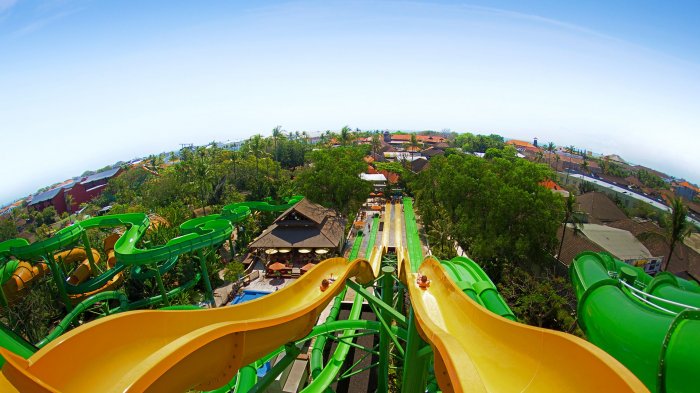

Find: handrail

[620,280,699,315]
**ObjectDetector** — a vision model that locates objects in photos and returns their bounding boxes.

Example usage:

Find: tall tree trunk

[664,240,677,272]
[557,223,567,262]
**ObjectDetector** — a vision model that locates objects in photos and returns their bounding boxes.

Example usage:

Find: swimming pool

[230,289,272,305]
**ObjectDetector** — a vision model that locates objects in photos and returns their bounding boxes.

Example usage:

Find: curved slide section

[0,257,376,392]
[570,251,700,393]
[402,255,647,393]
[0,260,49,304]
[440,256,515,321]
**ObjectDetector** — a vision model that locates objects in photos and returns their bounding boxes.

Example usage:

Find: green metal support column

[378,266,395,393]
[81,231,99,276]
[395,285,405,316]
[401,306,428,393]
[198,248,215,306]
[153,266,170,307]
[249,344,300,393]
[45,253,73,311]
[228,238,235,261]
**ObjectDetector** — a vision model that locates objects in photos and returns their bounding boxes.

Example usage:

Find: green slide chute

[571,251,700,393]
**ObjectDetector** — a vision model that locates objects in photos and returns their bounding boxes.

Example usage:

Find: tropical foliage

[295,146,372,217]
[410,147,564,282]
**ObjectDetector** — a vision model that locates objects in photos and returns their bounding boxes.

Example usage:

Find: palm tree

[272,126,282,160]
[371,133,381,157]
[581,158,589,175]
[248,135,264,196]
[535,151,544,163]
[557,193,581,263]
[663,197,693,271]
[546,142,556,166]
[340,126,353,146]
[408,133,421,161]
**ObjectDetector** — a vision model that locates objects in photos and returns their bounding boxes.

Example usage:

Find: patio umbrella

[315,249,329,255]
[268,262,286,271]
[298,249,312,254]
[278,248,291,254]
[301,263,316,271]
[265,249,278,255]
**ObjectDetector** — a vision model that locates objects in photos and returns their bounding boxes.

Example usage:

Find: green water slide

[570,251,700,393]
[212,216,375,393]
[402,198,422,273]
[0,197,305,373]
[440,256,516,320]
[305,216,379,392]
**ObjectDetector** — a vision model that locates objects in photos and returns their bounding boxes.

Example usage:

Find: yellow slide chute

[401,255,647,393]
[0,257,375,392]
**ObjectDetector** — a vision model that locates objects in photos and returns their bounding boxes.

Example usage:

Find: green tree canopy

[295,147,371,216]
[0,218,18,242]
[454,133,505,153]
[410,150,563,281]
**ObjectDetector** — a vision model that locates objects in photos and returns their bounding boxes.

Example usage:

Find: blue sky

[1,0,699,204]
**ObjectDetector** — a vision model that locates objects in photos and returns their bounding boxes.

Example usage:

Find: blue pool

[230,289,272,305]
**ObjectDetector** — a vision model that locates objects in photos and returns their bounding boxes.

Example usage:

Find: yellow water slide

[0,257,375,392]
[401,255,648,393]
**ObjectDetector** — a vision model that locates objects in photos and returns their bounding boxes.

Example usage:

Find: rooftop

[556,225,606,265]
[28,187,63,206]
[505,139,538,150]
[389,134,447,143]
[361,173,388,182]
[579,224,652,260]
[81,167,121,184]
[577,192,628,224]
[675,181,700,193]
[249,198,345,250]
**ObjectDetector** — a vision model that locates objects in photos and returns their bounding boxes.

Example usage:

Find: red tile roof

[540,180,564,191]
[676,181,700,193]
[506,139,538,149]
[390,134,447,143]
[379,170,399,184]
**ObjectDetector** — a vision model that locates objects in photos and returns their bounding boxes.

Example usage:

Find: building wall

[67,168,123,212]
[51,191,68,214]
[675,186,697,201]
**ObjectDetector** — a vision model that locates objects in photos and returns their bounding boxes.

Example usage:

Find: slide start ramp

[0,258,375,392]
[402,255,648,393]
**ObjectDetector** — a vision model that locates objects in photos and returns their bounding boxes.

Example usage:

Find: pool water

[230,289,272,305]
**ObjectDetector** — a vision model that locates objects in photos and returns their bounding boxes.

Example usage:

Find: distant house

[28,167,124,214]
[68,167,123,211]
[576,192,628,224]
[66,167,124,212]
[28,188,68,214]
[540,180,569,198]
[421,147,445,159]
[603,154,627,165]
[388,133,448,147]
[673,181,699,201]
[410,157,430,173]
[360,173,387,192]
[505,139,540,154]
[248,198,346,254]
